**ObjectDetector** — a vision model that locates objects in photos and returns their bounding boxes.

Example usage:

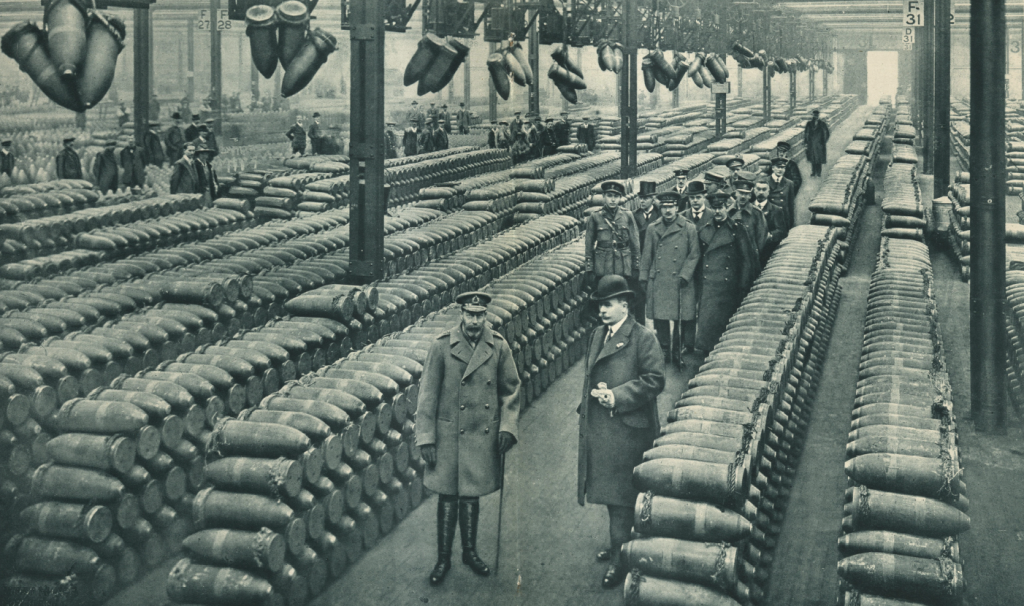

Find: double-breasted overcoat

[578,317,665,507]
[639,215,701,321]
[415,324,521,497]
[695,218,758,352]
[768,176,797,229]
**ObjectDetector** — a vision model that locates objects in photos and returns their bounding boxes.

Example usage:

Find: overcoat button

[484,428,490,434]
[485,404,490,409]
[460,429,465,434]
[461,405,465,410]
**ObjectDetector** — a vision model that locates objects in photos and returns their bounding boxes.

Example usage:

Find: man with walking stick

[416,292,521,586]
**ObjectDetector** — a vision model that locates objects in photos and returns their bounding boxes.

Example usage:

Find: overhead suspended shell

[44,0,88,76]
[78,11,126,108]
[275,0,309,70]
[487,52,510,100]
[1,22,84,112]
[403,33,444,86]
[281,28,336,98]
[245,5,278,79]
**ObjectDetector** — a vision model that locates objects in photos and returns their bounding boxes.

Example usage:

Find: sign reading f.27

[904,0,923,26]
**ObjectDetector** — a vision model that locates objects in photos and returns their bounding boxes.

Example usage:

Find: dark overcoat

[415,324,521,497]
[432,128,449,152]
[402,128,418,156]
[695,217,758,352]
[142,130,165,167]
[756,201,790,265]
[418,129,435,154]
[578,318,665,507]
[585,207,641,279]
[0,150,14,177]
[286,124,306,152]
[633,206,661,252]
[804,118,830,165]
[768,176,797,229]
[732,205,768,259]
[165,126,185,162]
[55,149,82,180]
[639,215,700,321]
[762,158,802,195]
[169,156,199,194]
[92,149,118,193]
[577,123,596,151]
[119,146,145,188]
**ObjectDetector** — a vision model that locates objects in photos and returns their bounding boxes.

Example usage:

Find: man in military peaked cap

[416,291,521,587]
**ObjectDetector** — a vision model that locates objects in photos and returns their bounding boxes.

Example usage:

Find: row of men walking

[585,142,804,365]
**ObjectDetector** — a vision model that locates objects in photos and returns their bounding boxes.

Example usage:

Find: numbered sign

[196,9,231,30]
[950,4,955,25]
[903,0,923,26]
[902,28,916,45]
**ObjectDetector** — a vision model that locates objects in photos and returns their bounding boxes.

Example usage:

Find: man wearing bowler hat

[578,275,665,589]
[184,113,202,143]
[55,137,82,180]
[577,116,596,151]
[93,140,119,193]
[142,122,166,168]
[682,180,709,228]
[416,291,521,586]
[169,142,200,194]
[165,112,185,163]
[804,109,830,177]
[308,112,324,155]
[585,181,641,288]
[456,102,472,134]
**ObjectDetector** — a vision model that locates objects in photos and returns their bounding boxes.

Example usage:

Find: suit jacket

[169,156,200,194]
[286,124,306,150]
[633,206,662,251]
[577,317,665,506]
[184,124,200,143]
[402,128,418,156]
[755,200,790,265]
[165,126,185,162]
[576,123,596,150]
[92,149,118,193]
[695,217,758,351]
[415,324,521,497]
[55,148,82,180]
[682,206,710,228]
[119,145,145,188]
[142,130,165,167]
[768,176,796,228]
[732,205,768,258]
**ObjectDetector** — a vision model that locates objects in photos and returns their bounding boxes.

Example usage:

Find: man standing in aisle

[286,116,307,156]
[753,176,790,265]
[384,122,399,159]
[418,121,436,154]
[555,111,572,146]
[55,137,82,180]
[0,140,14,177]
[640,191,700,366]
[184,113,201,143]
[142,121,165,167]
[770,141,802,194]
[416,291,521,586]
[410,100,426,130]
[427,102,439,129]
[194,144,218,203]
[202,118,219,157]
[694,188,759,357]
[308,112,324,155]
[804,109,830,177]
[439,103,451,134]
[768,157,797,228]
[456,102,471,134]
[731,172,768,258]
[169,142,200,194]
[578,275,665,589]
[510,110,523,139]
[682,180,709,227]
[633,181,660,326]
[92,140,119,193]
[542,118,560,157]
[577,116,596,151]
[403,118,419,157]
[432,120,449,152]
[120,136,145,189]
[585,181,641,288]
[165,112,185,163]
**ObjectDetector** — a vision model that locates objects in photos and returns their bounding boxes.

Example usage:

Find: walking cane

[495,452,505,573]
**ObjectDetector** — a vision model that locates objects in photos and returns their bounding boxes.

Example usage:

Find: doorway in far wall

[867,51,899,105]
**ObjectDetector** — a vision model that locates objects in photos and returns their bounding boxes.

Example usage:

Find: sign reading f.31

[904,0,923,26]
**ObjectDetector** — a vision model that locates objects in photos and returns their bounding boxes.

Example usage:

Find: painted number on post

[197,9,231,30]
[904,0,923,26]
[902,28,915,44]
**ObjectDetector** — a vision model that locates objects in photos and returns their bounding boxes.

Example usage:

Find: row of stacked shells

[245,1,337,98]
[2,0,125,113]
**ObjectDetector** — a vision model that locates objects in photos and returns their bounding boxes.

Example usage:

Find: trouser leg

[680,319,696,351]
[653,320,671,353]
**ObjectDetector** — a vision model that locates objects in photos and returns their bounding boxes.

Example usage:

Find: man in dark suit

[578,275,665,589]
[731,171,768,259]
[193,144,218,203]
[169,142,200,194]
[384,122,398,159]
[771,141,802,195]
[456,102,471,134]
[119,136,145,189]
[681,180,709,227]
[431,122,449,151]
[142,121,165,167]
[541,118,560,156]
[183,113,201,143]
[753,177,790,265]
[92,140,119,193]
[165,112,185,163]
[768,156,797,228]
[202,118,219,157]
[416,292,520,586]
[438,103,451,134]
[577,116,597,151]
[694,187,758,357]
[286,116,307,156]
[308,112,324,155]
[403,119,419,157]
[632,181,660,326]
[554,111,572,146]
[55,137,82,180]
[0,140,14,177]
[804,109,830,176]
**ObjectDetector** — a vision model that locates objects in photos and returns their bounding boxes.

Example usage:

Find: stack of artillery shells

[838,237,969,605]
[623,225,847,605]
[945,182,971,280]
[1005,271,1024,411]
[881,163,927,241]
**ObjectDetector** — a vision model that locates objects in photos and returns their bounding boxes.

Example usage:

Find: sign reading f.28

[904,0,923,26]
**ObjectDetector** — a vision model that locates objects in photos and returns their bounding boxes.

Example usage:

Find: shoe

[459,499,491,577]
[602,563,627,588]
[596,549,611,562]
[429,498,458,585]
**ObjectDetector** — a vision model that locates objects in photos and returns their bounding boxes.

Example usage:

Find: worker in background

[193,144,218,203]
[403,118,419,157]
[577,116,596,151]
[498,121,511,150]
[178,97,191,122]
[415,291,520,586]
[169,142,200,194]
[730,173,768,265]
[117,102,130,128]
[510,130,530,163]
[510,110,523,138]
[527,114,544,160]
[578,274,665,590]
[418,120,435,155]
[554,111,572,146]
[427,102,439,129]
[640,191,700,366]
[768,156,797,228]
[203,118,219,157]
[753,176,790,266]
[542,118,560,157]
[672,168,689,196]
[92,140,119,193]
[184,113,201,143]
[439,103,451,134]
[804,109,830,177]
[456,102,471,134]
[384,122,398,159]
[55,137,82,180]
[119,136,145,189]
[308,112,324,155]
[410,100,426,130]
[165,112,185,163]
[487,120,499,149]
[286,116,307,156]
[770,141,802,195]
[432,120,449,152]
[632,180,661,326]
[694,187,758,358]
[585,181,641,288]
[0,140,14,177]
[142,121,165,167]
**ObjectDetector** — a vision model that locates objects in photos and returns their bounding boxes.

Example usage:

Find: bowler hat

[673,168,689,177]
[686,180,706,194]
[638,181,657,197]
[411,100,418,105]
[601,181,626,196]
[191,114,200,121]
[456,291,491,312]
[1,140,10,146]
[62,137,76,144]
[312,112,321,118]
[590,275,634,301]
[171,112,182,120]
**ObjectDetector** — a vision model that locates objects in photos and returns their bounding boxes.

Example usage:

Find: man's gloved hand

[498,431,516,455]
[421,444,437,467]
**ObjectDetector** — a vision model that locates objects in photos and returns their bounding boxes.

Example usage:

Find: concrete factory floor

[103,105,1024,606]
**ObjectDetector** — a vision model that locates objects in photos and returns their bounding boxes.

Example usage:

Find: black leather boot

[459,498,491,576]
[430,497,458,585]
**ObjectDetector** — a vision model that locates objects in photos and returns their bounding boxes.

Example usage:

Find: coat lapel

[462,326,495,380]
[594,318,634,366]
[449,329,474,366]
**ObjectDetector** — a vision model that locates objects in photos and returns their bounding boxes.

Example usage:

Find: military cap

[703,166,731,185]
[457,291,491,312]
[386,121,397,126]
[62,137,76,144]
[582,116,590,121]
[771,156,789,167]
[103,139,117,147]
[459,102,465,106]
[442,104,448,108]
[724,156,745,169]
[499,121,508,125]
[734,170,758,191]
[545,118,554,122]
[656,191,684,206]
[686,180,706,194]
[776,141,792,152]
[149,121,161,127]
[514,111,521,115]
[171,112,182,120]
[429,102,435,105]
[601,181,626,196]
[673,168,689,177]
[561,111,569,117]
[705,187,735,208]
[812,109,820,115]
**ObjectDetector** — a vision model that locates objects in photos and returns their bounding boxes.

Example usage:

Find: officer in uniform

[731,171,768,259]
[203,118,219,157]
[416,291,521,586]
[55,137,82,180]
[769,141,803,195]
[0,140,14,177]
[427,102,439,128]
[384,122,399,159]
[554,111,572,146]
[542,118,560,156]
[768,156,797,228]
[403,118,419,157]
[510,110,523,138]
[585,181,642,322]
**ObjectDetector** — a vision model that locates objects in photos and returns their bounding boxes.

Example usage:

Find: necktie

[604,327,613,345]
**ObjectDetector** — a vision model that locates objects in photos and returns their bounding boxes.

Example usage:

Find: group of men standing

[397,100,464,157]
[286,113,339,156]
[49,136,147,193]
[487,111,585,161]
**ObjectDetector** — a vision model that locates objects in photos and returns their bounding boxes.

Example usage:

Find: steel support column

[934,0,951,198]
[528,10,540,117]
[809,68,815,99]
[763,64,771,123]
[133,8,151,144]
[620,0,637,178]
[187,19,195,104]
[737,64,742,98]
[464,50,471,106]
[489,41,497,123]
[251,61,259,103]
[970,0,1007,432]
[823,64,829,96]
[210,0,223,126]
[922,0,934,173]
[348,0,387,281]
[714,90,727,137]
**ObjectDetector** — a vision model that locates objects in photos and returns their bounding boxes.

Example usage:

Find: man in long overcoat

[732,172,768,257]
[142,121,165,167]
[165,112,185,163]
[1,140,15,177]
[431,123,449,152]
[119,137,145,189]
[308,113,324,155]
[577,116,597,151]
[409,100,426,130]
[403,120,419,157]
[169,142,200,194]
[769,141,802,195]
[640,192,700,365]
[438,104,451,134]
[92,140,119,193]
[753,177,790,266]
[768,157,798,229]
[804,109,830,176]
[415,292,521,586]
[632,180,660,325]
[585,181,641,285]
[384,122,399,159]
[578,275,665,589]
[286,116,307,156]
[456,102,471,134]
[694,188,759,355]
[55,137,82,180]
